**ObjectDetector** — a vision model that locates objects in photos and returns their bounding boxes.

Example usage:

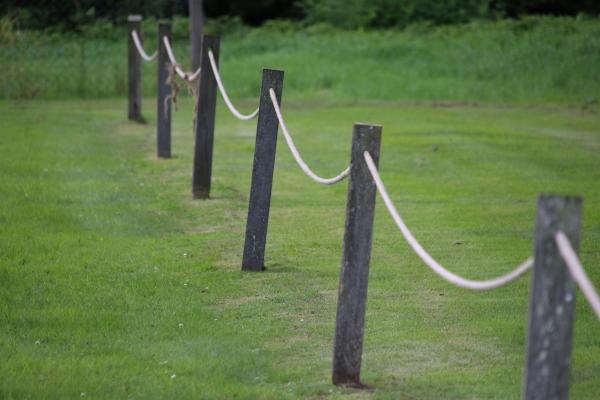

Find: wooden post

[192,34,220,199]
[241,69,284,272]
[523,194,582,400]
[189,0,204,71]
[156,22,172,158]
[332,123,382,387]
[127,15,143,121]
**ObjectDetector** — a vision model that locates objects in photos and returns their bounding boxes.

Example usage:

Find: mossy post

[241,69,284,272]
[127,15,143,122]
[332,123,382,387]
[192,34,220,199]
[523,194,582,400]
[156,22,171,158]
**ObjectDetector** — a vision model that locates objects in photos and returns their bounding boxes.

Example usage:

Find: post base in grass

[241,262,265,272]
[332,373,370,389]
[192,189,210,200]
[132,115,147,124]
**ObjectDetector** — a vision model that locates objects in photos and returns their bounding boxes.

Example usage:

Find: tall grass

[1,16,599,106]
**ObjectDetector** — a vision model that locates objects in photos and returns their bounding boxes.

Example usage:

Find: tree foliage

[301,0,600,29]
[1,0,599,31]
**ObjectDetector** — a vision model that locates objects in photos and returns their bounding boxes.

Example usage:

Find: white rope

[555,231,600,320]
[131,31,157,62]
[363,151,533,290]
[207,50,258,121]
[269,88,350,185]
[162,36,201,82]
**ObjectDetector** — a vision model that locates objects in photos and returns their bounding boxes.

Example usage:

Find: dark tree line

[1,0,599,30]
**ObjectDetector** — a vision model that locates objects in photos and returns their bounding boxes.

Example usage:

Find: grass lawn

[1,97,599,399]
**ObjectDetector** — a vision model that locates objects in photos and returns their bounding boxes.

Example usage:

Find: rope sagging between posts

[269,88,350,185]
[131,30,157,62]
[555,231,600,320]
[162,36,201,82]
[208,50,259,121]
[363,150,533,290]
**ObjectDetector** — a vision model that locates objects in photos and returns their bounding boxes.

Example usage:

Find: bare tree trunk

[189,0,204,71]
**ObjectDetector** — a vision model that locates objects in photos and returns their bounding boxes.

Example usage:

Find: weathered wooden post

[332,123,382,387]
[192,34,220,199]
[127,15,143,121]
[241,69,284,272]
[523,194,582,400]
[156,22,172,158]
[189,0,204,71]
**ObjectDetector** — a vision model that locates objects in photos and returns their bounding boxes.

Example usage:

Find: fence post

[332,123,382,387]
[241,69,285,272]
[192,34,220,199]
[189,0,204,71]
[523,194,582,400]
[156,22,171,158]
[127,15,143,122]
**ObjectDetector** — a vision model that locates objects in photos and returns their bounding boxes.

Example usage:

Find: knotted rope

[162,36,201,82]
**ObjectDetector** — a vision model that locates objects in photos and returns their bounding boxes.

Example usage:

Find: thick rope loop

[555,231,600,320]
[363,151,533,290]
[269,88,350,185]
[208,50,258,121]
[131,31,157,62]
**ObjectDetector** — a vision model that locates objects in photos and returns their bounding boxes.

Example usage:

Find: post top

[261,68,284,74]
[354,122,383,129]
[537,193,583,204]
[128,15,143,22]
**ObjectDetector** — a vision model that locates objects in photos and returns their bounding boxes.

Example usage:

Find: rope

[363,151,533,290]
[555,231,600,320]
[269,88,350,185]
[208,50,258,121]
[162,36,201,82]
[131,31,157,62]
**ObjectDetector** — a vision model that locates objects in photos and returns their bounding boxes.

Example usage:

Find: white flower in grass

[171,374,176,379]
[178,323,183,328]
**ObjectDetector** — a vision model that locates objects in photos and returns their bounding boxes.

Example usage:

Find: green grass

[2,16,600,108]
[1,95,599,399]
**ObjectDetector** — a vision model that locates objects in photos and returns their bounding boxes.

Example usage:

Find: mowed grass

[0,97,599,399]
